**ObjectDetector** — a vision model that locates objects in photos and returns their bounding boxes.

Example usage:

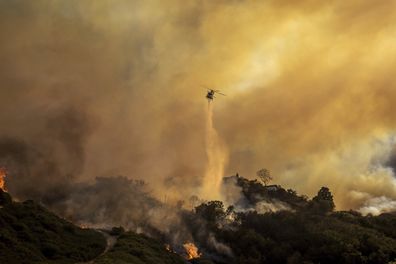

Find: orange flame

[0,167,7,192]
[183,242,201,260]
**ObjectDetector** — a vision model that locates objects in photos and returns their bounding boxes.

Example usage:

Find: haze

[1,0,396,211]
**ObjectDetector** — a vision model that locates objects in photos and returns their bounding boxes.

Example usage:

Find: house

[264,184,281,192]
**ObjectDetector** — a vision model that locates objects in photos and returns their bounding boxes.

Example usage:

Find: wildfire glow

[183,242,201,260]
[0,167,7,192]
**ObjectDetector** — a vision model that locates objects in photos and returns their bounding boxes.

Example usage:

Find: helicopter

[203,86,226,101]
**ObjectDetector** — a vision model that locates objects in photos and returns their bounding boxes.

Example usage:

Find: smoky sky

[1,0,396,210]
[386,150,396,174]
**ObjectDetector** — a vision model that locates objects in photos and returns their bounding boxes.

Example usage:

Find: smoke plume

[1,0,396,218]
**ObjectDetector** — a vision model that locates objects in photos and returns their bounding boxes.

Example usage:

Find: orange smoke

[0,167,7,192]
[183,242,201,260]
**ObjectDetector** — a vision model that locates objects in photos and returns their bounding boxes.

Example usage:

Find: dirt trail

[100,231,117,255]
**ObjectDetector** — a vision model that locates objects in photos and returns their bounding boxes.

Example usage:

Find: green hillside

[95,231,185,264]
[0,189,106,264]
[0,189,188,264]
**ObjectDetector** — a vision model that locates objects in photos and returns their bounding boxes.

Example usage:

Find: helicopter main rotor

[202,85,226,100]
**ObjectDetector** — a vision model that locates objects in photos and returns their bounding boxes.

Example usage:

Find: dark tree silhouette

[195,200,226,223]
[311,186,335,213]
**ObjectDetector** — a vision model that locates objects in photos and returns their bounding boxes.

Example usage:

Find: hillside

[3,176,396,264]
[185,176,396,264]
[0,189,106,264]
[0,189,189,264]
[95,230,185,264]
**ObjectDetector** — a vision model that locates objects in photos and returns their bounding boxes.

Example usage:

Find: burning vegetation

[183,242,202,260]
[0,167,6,192]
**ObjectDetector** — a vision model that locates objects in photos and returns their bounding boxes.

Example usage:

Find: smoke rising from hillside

[1,0,396,212]
[359,196,396,216]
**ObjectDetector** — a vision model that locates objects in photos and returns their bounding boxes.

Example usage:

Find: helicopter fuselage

[206,90,215,100]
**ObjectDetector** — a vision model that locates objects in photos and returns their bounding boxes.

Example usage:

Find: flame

[0,167,7,192]
[183,242,201,260]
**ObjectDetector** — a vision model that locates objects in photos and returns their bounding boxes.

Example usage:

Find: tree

[256,168,272,186]
[311,187,335,213]
[195,201,226,223]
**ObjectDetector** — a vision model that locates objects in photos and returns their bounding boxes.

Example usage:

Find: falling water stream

[200,103,228,200]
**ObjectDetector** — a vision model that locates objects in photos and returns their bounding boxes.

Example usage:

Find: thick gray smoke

[50,176,195,245]
[221,175,291,214]
[0,108,91,201]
